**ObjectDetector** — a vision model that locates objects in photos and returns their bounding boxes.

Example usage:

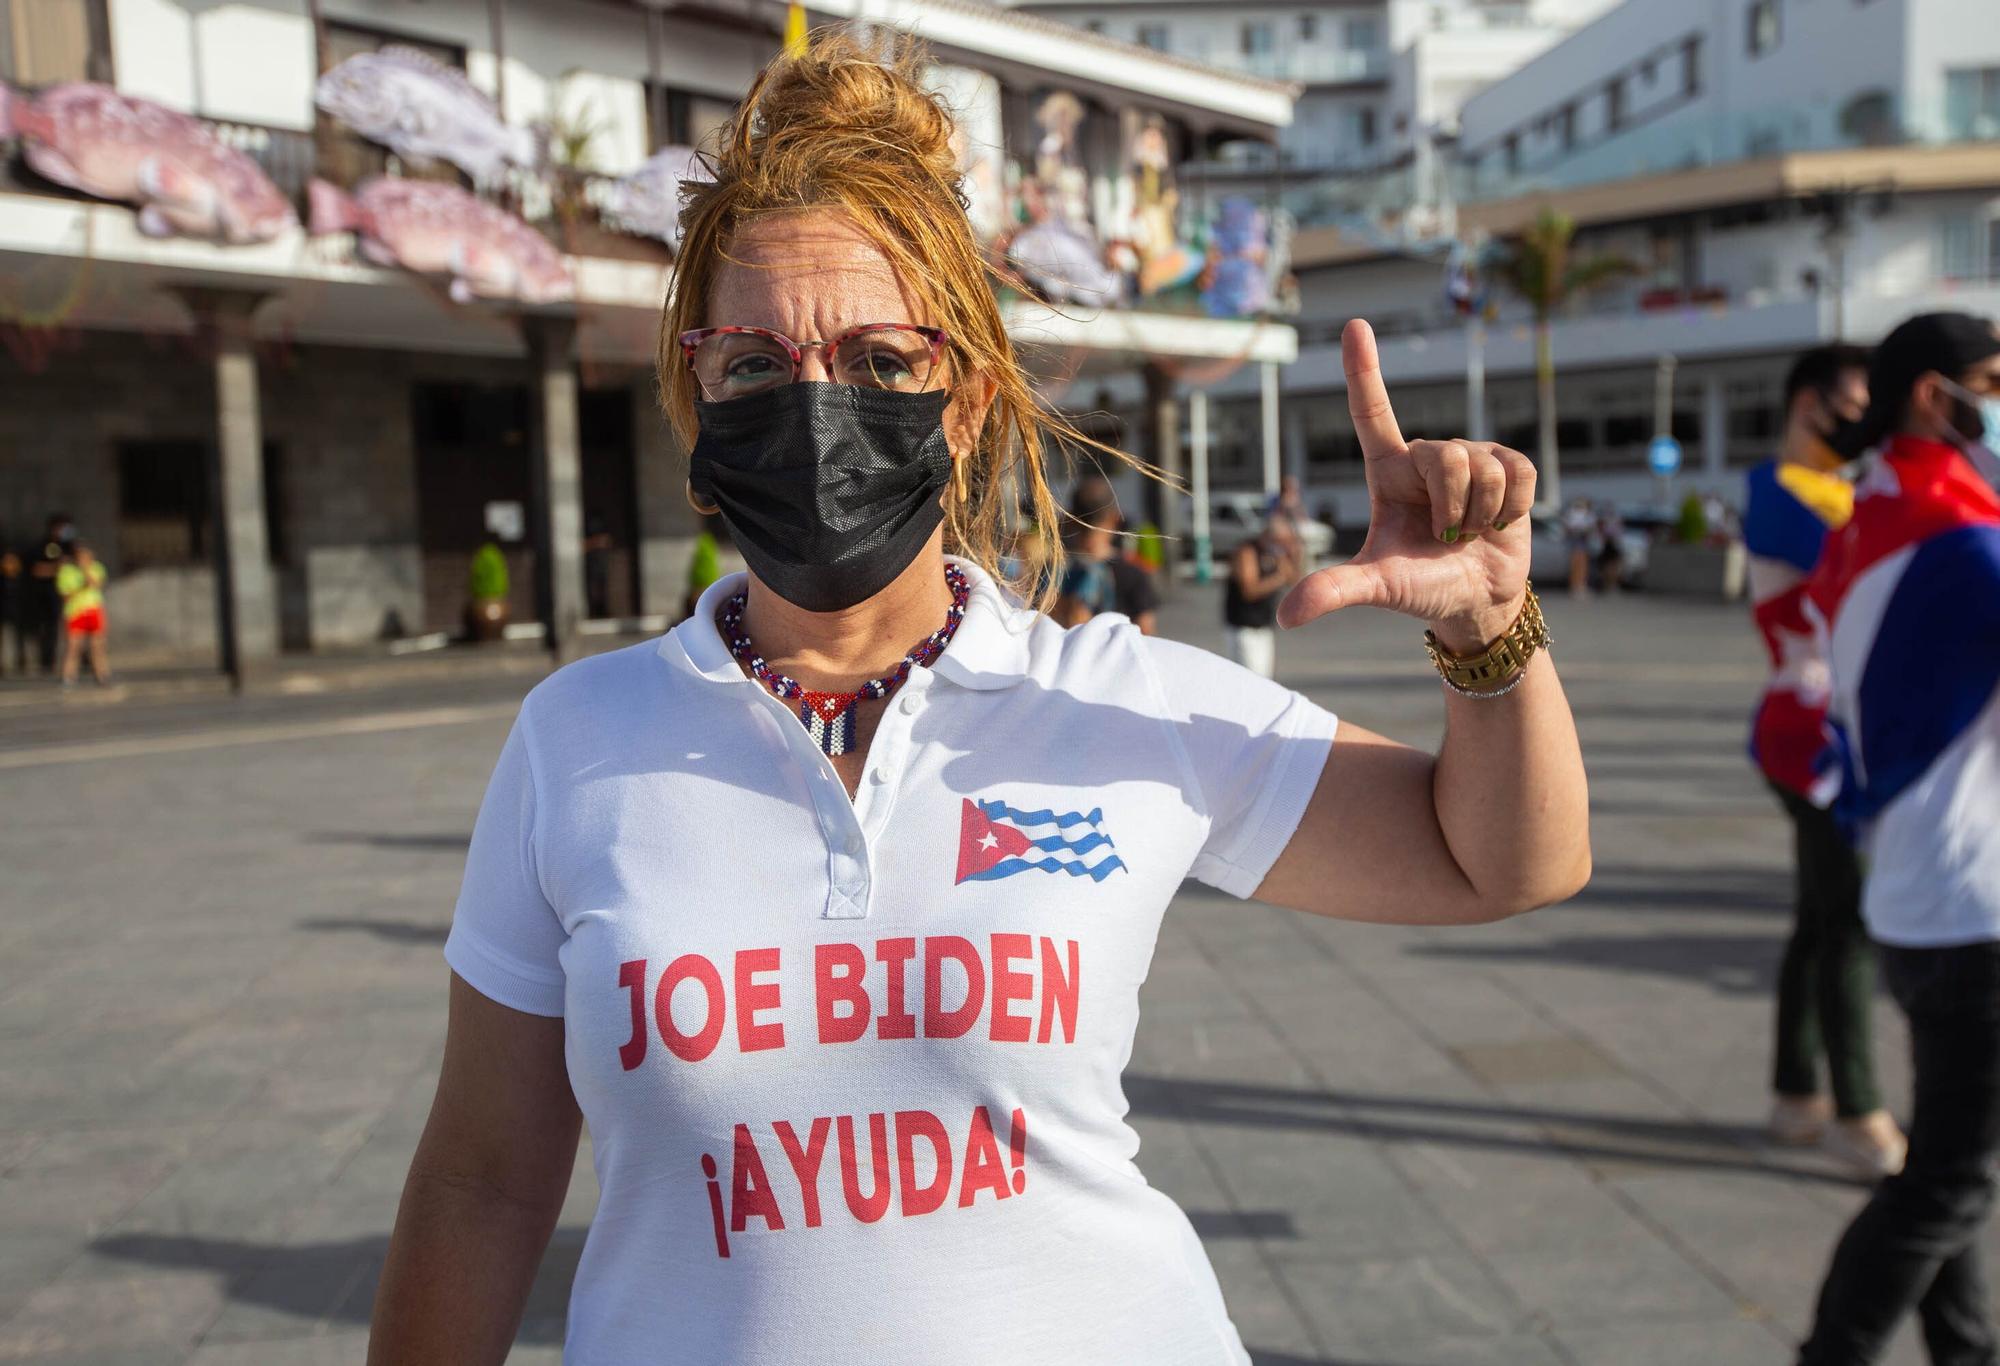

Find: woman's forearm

[367,1162,570,1366]
[1430,651,1591,913]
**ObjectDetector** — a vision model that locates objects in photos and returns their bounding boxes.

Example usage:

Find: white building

[1185,0,2000,527]
[0,0,1295,667]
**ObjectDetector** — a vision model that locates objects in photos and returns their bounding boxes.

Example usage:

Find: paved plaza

[0,586,1987,1365]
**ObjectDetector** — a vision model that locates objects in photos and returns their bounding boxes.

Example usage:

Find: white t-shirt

[444,558,1338,1365]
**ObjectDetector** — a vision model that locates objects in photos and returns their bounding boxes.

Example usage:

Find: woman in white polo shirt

[368,33,1590,1366]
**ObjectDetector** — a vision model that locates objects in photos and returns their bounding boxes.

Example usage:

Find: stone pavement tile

[185,1329,372,1365]
[197,1239,379,1344]
[1606,1170,1866,1337]
[0,1228,87,1323]
[1206,1241,1321,1360]
[1478,1221,1746,1329]
[0,1270,229,1361]
[1384,1140,1659,1256]
[1551,1317,1790,1365]
[1308,1333,1570,1366]
[1131,1011,1308,1074]
[1201,1128,1466,1263]
[1275,1251,1527,1351]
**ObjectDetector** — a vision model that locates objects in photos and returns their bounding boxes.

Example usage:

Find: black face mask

[688,383,954,613]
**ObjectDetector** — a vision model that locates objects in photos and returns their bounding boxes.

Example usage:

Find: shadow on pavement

[1568,862,1790,915]
[88,1227,585,1338]
[299,917,450,944]
[1126,1074,1853,1188]
[307,831,472,852]
[1408,928,1778,995]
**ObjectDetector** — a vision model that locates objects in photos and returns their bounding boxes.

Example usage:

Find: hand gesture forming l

[1278,320,1536,652]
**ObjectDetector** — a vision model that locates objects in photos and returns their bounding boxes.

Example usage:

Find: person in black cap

[1798,310,2000,1366]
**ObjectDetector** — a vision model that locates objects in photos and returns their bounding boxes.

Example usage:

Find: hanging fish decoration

[596,145,707,247]
[308,177,572,304]
[0,82,296,243]
[315,46,539,186]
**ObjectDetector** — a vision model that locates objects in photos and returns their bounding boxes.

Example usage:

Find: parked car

[1185,492,1336,562]
[1527,507,1666,588]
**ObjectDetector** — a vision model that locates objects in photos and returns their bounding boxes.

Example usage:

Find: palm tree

[1492,208,1636,511]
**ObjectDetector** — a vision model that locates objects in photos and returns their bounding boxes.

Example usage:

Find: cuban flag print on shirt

[955,797,1128,884]
[1743,457,1854,802]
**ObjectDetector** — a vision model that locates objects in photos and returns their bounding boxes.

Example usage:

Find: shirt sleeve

[443,709,569,1016]
[1140,635,1339,898]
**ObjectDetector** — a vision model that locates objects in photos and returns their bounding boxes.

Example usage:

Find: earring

[952,456,969,505]
[686,481,720,516]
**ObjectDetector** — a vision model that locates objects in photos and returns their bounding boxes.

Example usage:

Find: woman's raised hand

[1278,319,1536,652]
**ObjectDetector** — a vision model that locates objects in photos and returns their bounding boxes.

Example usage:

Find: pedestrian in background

[1797,312,2000,1366]
[1743,343,1905,1177]
[1224,513,1300,678]
[0,548,23,677]
[1063,475,1160,633]
[1560,497,1597,595]
[1052,480,1120,627]
[25,512,73,675]
[56,542,109,686]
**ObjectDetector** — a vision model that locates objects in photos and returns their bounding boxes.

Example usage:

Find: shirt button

[899,694,920,716]
[844,832,865,855]
[868,767,890,786]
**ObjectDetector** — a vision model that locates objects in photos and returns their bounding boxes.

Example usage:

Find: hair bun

[724,33,960,189]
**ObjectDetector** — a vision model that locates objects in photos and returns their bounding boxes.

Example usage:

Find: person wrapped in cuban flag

[1797,311,2000,1366]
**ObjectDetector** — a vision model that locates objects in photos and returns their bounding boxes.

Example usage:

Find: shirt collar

[660,556,1033,691]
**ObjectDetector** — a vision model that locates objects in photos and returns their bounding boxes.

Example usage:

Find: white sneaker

[1824,1112,1908,1179]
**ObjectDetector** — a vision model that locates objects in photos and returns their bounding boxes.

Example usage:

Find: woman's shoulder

[515,636,683,746]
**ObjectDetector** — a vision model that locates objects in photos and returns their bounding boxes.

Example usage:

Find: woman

[368,34,1589,1365]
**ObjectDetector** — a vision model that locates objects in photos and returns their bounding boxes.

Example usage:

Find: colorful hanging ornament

[720,565,970,758]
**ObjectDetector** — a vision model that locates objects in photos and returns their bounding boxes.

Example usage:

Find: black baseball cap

[1845,312,2000,454]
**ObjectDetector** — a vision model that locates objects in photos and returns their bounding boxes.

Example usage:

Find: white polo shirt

[444,558,1338,1365]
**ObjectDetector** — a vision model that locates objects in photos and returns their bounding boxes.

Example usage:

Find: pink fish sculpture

[309,177,573,304]
[0,82,296,243]
[315,47,538,187]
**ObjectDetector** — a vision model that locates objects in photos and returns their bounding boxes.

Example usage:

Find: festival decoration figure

[999,90,1121,307]
[315,46,539,186]
[597,145,707,247]
[1201,196,1272,319]
[308,177,573,304]
[0,82,296,243]
[1122,115,1201,298]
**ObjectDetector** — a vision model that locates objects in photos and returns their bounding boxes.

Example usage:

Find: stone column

[1702,371,1728,477]
[175,288,277,685]
[525,317,585,659]
[1143,363,1182,594]
[632,378,697,619]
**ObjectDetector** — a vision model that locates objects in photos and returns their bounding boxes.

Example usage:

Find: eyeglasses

[678,323,948,401]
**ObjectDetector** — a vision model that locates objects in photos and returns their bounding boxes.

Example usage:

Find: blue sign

[1648,435,1683,478]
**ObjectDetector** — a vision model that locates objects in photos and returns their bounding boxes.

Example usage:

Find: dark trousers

[1799,941,2000,1366]
[1772,782,1883,1117]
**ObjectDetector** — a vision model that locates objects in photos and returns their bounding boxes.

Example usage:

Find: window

[1241,22,1274,58]
[1354,106,1377,147]
[1940,215,1980,281]
[117,442,209,569]
[1945,68,2000,140]
[1746,0,1780,58]
[1606,76,1627,131]
[1683,36,1703,96]
[646,88,738,152]
[4,0,110,85]
[1298,13,1318,41]
[1345,16,1379,50]
[1556,102,1577,151]
[1136,22,1170,51]
[1504,132,1521,173]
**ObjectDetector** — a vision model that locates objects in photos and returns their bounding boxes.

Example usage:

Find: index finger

[1342,318,1406,459]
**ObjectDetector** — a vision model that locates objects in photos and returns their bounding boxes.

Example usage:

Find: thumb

[1277,561,1387,629]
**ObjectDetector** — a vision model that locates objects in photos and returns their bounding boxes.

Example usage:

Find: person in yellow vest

[56,543,109,686]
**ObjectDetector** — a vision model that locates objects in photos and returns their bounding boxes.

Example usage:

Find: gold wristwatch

[1422,586,1549,698]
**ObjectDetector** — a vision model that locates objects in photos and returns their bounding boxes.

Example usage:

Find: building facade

[0,0,1295,666]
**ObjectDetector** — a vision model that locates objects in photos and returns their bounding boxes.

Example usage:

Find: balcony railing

[1202,47,1386,85]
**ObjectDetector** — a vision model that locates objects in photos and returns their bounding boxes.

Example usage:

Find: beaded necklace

[719,564,970,758]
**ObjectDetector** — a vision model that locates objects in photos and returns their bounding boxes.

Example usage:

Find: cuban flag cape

[1806,436,2000,835]
[1743,458,1853,801]
[955,798,1127,884]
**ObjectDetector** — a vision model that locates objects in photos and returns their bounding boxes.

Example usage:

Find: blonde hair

[656,28,1149,605]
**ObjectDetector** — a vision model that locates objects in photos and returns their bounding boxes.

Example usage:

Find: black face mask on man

[688,382,954,613]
